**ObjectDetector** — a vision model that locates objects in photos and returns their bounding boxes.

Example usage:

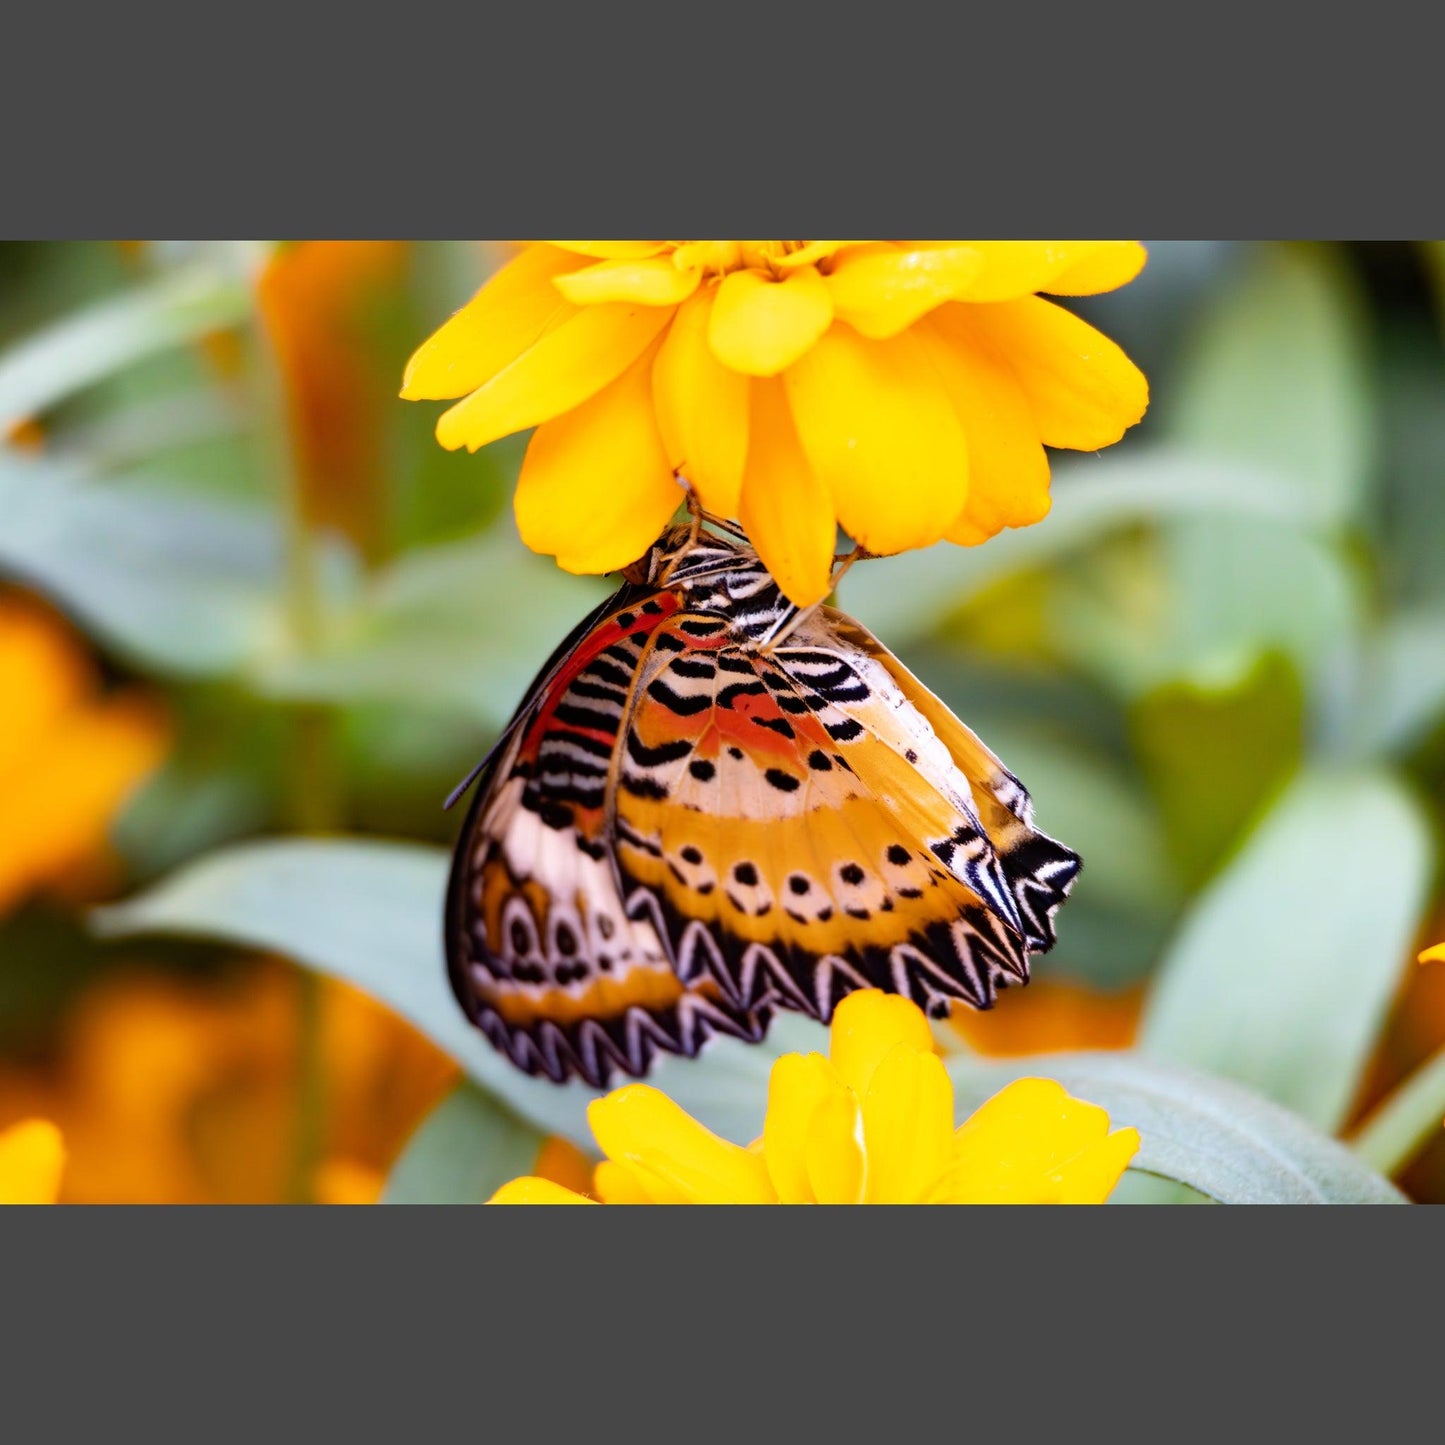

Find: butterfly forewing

[445,586,767,1089]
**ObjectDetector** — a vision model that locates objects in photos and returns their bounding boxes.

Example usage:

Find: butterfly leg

[758,547,870,651]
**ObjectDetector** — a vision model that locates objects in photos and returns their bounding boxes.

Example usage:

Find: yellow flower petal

[1035,242,1148,297]
[555,257,700,308]
[964,296,1149,451]
[547,241,669,260]
[826,243,983,339]
[804,1085,868,1205]
[400,243,582,401]
[923,309,1052,543]
[652,287,749,515]
[763,1051,838,1203]
[945,1077,1137,1204]
[587,1084,776,1204]
[947,241,1146,303]
[738,377,837,608]
[1053,1126,1141,1204]
[514,343,682,575]
[784,324,968,555]
[1419,943,1445,966]
[708,267,834,377]
[435,300,673,453]
[593,1160,656,1204]
[861,1046,956,1203]
[828,989,937,1098]
[488,1176,597,1204]
[0,1119,65,1205]
[776,241,850,270]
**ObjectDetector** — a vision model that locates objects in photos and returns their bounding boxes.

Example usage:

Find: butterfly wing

[445,587,768,1089]
[822,609,1082,952]
[612,608,1080,1023]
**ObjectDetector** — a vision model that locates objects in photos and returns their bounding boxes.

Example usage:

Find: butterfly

[445,514,1081,1089]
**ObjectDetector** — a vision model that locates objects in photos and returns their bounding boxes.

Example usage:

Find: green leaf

[1129,651,1304,889]
[382,1083,546,1204]
[0,451,356,676]
[252,531,607,727]
[0,263,252,429]
[92,838,823,1150]
[1157,516,1362,693]
[1349,1046,1445,1179]
[1164,243,1372,523]
[947,1050,1406,1204]
[1139,768,1432,1132]
[839,446,1328,647]
[1354,611,1445,755]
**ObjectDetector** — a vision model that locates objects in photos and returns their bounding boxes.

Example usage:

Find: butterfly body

[447,523,1080,1088]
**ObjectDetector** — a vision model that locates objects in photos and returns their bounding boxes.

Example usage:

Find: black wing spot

[689,758,716,782]
[807,749,832,771]
[887,844,911,866]
[728,746,744,760]
[648,679,711,716]
[788,874,811,895]
[681,845,703,865]
[732,861,758,886]
[905,748,919,764]
[839,862,865,886]
[764,768,800,793]
[826,717,864,742]
[753,716,795,738]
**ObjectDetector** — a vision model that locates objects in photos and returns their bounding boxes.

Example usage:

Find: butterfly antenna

[443,746,503,810]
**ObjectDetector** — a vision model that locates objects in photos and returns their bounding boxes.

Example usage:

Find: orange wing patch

[612,616,1055,1023]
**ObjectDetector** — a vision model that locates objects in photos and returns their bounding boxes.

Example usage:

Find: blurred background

[2,240,1443,1202]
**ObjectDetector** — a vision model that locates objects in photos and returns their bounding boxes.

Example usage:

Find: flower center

[671,240,812,278]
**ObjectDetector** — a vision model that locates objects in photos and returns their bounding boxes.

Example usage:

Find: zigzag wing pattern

[444,588,768,1089]
[819,610,1082,952]
[611,611,1058,1025]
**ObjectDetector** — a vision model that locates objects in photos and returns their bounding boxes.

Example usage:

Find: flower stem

[1350,1045,1445,1180]
[254,264,338,1203]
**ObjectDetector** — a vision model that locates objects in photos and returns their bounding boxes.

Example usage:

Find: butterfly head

[622,519,795,644]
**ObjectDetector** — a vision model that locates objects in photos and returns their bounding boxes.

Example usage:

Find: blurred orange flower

[947,979,1143,1058]
[0,593,169,916]
[0,964,457,1203]
[257,241,408,557]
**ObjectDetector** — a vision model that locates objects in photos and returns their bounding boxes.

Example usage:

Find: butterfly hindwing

[445,588,768,1089]
[821,610,1082,952]
[611,607,1072,1024]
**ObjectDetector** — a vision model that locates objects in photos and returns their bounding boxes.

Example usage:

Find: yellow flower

[0,1119,65,1204]
[0,592,169,915]
[1420,942,1445,966]
[402,241,1150,606]
[489,989,1139,1204]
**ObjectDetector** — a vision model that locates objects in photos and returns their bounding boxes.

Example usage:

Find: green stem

[254,274,339,1204]
[1350,1045,1445,1179]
